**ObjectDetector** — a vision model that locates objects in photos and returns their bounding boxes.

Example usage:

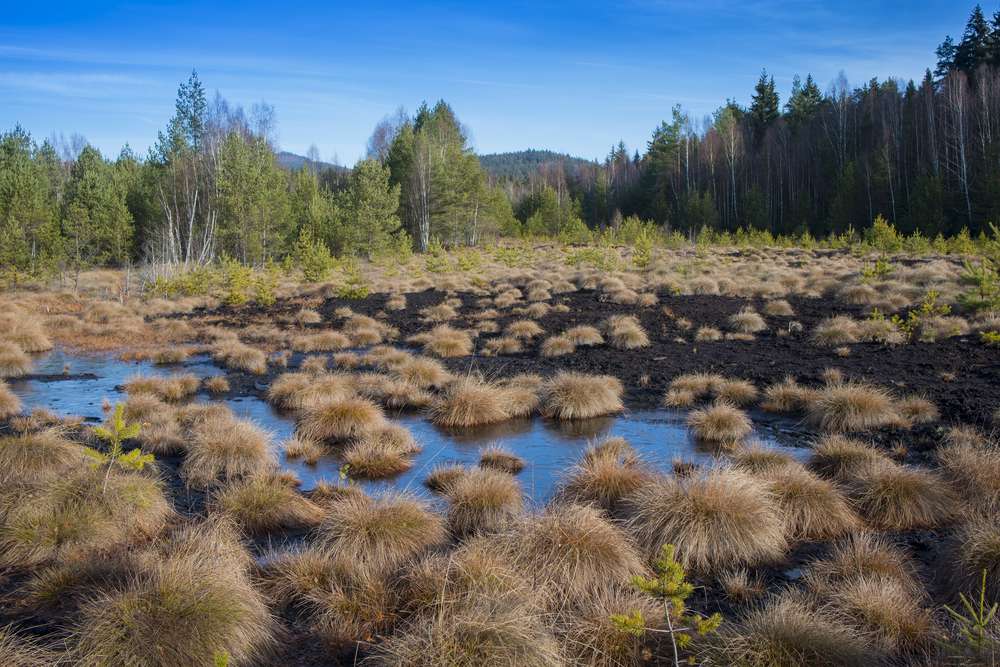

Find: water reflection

[9,349,809,502]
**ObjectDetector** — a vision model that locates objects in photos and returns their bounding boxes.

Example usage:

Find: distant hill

[478,149,594,179]
[276,151,344,172]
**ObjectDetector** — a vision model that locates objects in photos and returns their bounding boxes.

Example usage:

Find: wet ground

[9,349,808,503]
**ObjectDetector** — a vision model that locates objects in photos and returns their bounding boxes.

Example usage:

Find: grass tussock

[564,324,604,346]
[729,307,767,333]
[506,319,544,339]
[418,325,473,358]
[0,428,84,485]
[845,460,956,531]
[761,463,860,542]
[0,380,21,419]
[937,435,1000,510]
[394,356,450,389]
[626,468,788,573]
[807,381,901,433]
[703,591,872,667]
[183,413,276,487]
[124,373,199,402]
[213,340,268,374]
[949,515,1000,603]
[211,473,324,533]
[555,585,662,667]
[809,435,891,481]
[267,371,355,411]
[729,443,795,473]
[604,315,650,349]
[558,439,651,511]
[283,434,325,464]
[203,375,230,393]
[804,532,919,596]
[291,331,352,352]
[429,376,511,427]
[0,342,33,378]
[73,520,273,667]
[298,397,385,443]
[446,467,524,537]
[0,469,172,568]
[829,575,934,652]
[687,402,753,444]
[315,492,446,572]
[813,315,861,346]
[760,377,817,413]
[540,334,576,357]
[425,463,468,494]
[0,626,58,666]
[542,372,624,420]
[479,444,525,474]
[501,503,647,601]
[1,315,53,353]
[342,435,414,478]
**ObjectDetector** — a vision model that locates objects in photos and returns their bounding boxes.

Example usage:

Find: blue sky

[1,1,973,163]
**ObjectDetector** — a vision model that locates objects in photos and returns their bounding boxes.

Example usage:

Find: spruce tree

[750,69,779,145]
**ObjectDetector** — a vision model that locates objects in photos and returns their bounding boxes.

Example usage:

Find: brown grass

[760,377,817,413]
[558,440,651,511]
[845,460,956,531]
[719,568,766,604]
[830,575,934,652]
[804,532,919,597]
[1,315,53,353]
[73,520,273,667]
[625,468,788,573]
[704,590,872,667]
[291,330,352,353]
[479,444,525,474]
[949,515,1000,603]
[211,474,324,533]
[540,335,576,357]
[267,371,355,411]
[506,319,544,339]
[564,325,604,346]
[0,380,20,419]
[937,436,1000,511]
[182,414,276,487]
[729,308,767,333]
[687,402,752,444]
[283,434,325,464]
[483,335,523,355]
[342,436,414,478]
[0,626,58,666]
[429,376,511,427]
[394,356,450,388]
[124,373,200,402]
[203,375,230,394]
[298,397,385,443]
[0,428,85,485]
[761,463,860,542]
[813,315,861,346]
[604,315,650,349]
[541,372,623,420]
[446,467,524,537]
[418,325,473,358]
[0,342,32,378]
[729,443,795,473]
[807,381,901,433]
[895,396,939,425]
[213,340,268,374]
[425,463,468,494]
[809,435,891,481]
[314,492,446,572]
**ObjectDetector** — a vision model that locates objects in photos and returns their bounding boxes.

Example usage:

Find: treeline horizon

[2,2,999,279]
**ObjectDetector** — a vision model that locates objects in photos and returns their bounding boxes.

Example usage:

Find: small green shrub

[221,257,253,306]
[84,404,154,493]
[295,228,335,282]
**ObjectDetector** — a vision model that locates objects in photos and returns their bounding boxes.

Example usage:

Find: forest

[3,3,1000,281]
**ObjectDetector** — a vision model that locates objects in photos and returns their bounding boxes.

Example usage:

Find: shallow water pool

[9,349,809,502]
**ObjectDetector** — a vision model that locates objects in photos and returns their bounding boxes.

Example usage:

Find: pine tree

[937,36,958,77]
[955,5,991,73]
[785,74,822,130]
[749,69,779,145]
[341,158,402,258]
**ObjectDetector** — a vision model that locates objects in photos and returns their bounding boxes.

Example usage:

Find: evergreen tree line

[494,4,1000,241]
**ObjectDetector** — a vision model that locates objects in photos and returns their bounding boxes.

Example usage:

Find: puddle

[9,349,809,502]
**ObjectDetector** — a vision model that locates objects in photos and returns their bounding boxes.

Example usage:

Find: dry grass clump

[719,568,766,604]
[425,463,468,494]
[809,435,891,481]
[812,315,861,346]
[729,307,767,333]
[564,324,604,346]
[695,326,723,341]
[299,354,329,374]
[429,376,512,427]
[298,397,385,443]
[0,342,32,378]
[506,319,544,339]
[124,373,200,402]
[182,413,276,487]
[540,334,576,357]
[371,591,563,667]
[626,468,787,573]
[483,335,523,355]
[807,381,900,433]
[0,380,21,419]
[73,520,273,667]
[687,402,752,444]
[283,434,324,464]
[830,575,934,652]
[420,302,458,322]
[542,372,623,420]
[937,434,1000,510]
[948,515,1000,603]
[1,315,52,353]
[665,372,724,404]
[844,460,956,531]
[729,443,795,473]
[895,396,939,425]
[764,299,795,316]
[394,356,450,389]
[0,469,171,568]
[294,307,323,325]
[715,378,759,406]
[761,463,860,541]
[342,434,414,478]
[0,626,58,666]
[604,315,650,349]
[501,503,647,600]
[211,474,324,533]
[0,428,84,485]
[417,325,473,357]
[291,331,351,352]
[385,293,407,310]
[704,591,872,667]
[315,492,446,572]
[203,375,230,393]
[213,340,268,374]
[446,467,524,537]
[150,346,191,364]
[558,439,650,511]
[857,317,906,345]
[804,532,919,596]
[479,444,525,474]
[760,376,817,413]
